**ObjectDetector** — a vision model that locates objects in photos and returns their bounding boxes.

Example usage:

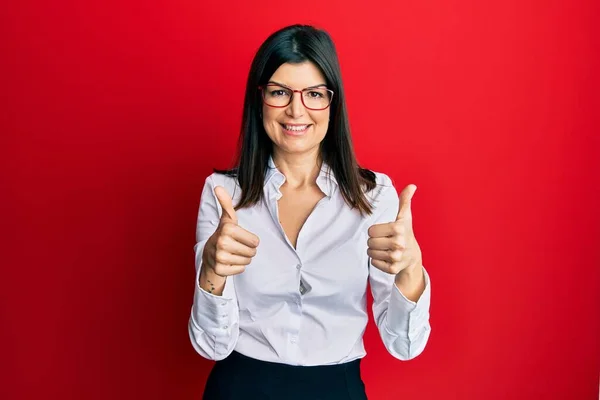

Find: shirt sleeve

[368,177,432,360]
[188,175,240,361]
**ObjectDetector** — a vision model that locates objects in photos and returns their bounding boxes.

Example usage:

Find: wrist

[394,262,425,302]
[199,253,227,294]
[200,263,226,283]
[395,261,423,285]
[400,262,422,276]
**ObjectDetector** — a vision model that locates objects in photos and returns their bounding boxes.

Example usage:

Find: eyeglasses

[258,84,334,111]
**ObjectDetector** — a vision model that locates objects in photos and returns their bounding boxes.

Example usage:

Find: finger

[215,186,238,224]
[367,248,394,263]
[368,221,399,238]
[213,263,247,277]
[228,226,260,248]
[216,235,258,258]
[367,236,395,251]
[397,184,417,221]
[370,258,394,274]
[215,251,253,266]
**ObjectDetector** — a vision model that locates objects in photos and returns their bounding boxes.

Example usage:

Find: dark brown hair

[215,24,377,216]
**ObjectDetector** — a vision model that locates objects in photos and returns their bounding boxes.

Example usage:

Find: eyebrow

[267,81,328,90]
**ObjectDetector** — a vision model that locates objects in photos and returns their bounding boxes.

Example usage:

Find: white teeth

[284,124,308,131]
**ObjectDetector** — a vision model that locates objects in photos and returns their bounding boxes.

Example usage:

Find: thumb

[397,184,417,220]
[214,186,238,224]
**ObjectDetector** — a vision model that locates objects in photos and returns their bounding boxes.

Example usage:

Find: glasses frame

[258,83,334,111]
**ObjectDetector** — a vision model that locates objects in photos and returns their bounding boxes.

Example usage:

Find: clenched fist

[199,186,260,294]
[367,184,422,276]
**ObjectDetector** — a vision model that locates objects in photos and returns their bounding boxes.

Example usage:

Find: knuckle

[215,250,230,264]
[392,223,403,235]
[216,236,228,250]
[390,250,403,261]
[221,223,235,236]
[393,238,406,250]
[213,264,226,276]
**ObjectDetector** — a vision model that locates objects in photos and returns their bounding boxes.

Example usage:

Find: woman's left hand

[367,184,422,276]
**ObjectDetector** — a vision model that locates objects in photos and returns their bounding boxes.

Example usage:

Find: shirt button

[296,264,301,270]
[290,336,297,344]
[223,325,229,330]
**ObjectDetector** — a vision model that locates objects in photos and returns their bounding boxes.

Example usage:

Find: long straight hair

[215,24,377,216]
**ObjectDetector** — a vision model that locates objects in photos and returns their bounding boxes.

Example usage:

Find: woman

[189,24,431,399]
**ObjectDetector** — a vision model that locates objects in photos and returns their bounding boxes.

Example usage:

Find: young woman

[189,24,431,399]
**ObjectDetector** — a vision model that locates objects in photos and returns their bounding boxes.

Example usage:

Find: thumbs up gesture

[202,186,260,278]
[367,184,422,275]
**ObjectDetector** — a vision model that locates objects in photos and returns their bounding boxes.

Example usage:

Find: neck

[272,150,322,189]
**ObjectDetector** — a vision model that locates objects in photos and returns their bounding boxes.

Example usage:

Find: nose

[286,90,305,119]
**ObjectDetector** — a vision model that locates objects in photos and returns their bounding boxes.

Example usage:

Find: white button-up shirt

[188,157,431,366]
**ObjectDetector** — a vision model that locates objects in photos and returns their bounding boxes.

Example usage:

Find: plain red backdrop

[2,0,599,399]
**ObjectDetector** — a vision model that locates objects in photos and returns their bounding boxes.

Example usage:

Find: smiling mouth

[280,123,312,133]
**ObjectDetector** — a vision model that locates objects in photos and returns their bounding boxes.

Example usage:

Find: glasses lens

[303,88,332,110]
[262,85,291,107]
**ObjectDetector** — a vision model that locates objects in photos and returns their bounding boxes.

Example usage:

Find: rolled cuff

[386,266,431,341]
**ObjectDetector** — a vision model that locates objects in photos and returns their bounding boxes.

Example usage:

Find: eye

[270,89,289,97]
[306,91,324,98]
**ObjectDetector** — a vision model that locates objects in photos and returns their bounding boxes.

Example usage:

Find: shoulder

[364,169,397,206]
[203,171,242,202]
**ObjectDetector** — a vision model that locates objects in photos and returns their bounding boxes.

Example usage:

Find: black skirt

[203,351,368,400]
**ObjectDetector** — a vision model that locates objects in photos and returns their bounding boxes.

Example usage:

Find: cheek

[262,108,281,133]
[311,111,330,135]
[312,109,329,124]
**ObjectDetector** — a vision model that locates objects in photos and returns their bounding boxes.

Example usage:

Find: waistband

[220,350,362,375]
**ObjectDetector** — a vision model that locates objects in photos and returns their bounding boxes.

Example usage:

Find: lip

[280,123,312,136]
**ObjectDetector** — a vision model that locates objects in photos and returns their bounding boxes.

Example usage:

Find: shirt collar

[265,155,338,197]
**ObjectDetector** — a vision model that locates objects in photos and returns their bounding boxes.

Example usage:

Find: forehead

[269,61,327,88]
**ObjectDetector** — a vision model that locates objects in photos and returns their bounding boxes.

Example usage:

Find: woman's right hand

[201,186,260,280]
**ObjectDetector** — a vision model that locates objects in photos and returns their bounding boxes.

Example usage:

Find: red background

[2,0,599,399]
